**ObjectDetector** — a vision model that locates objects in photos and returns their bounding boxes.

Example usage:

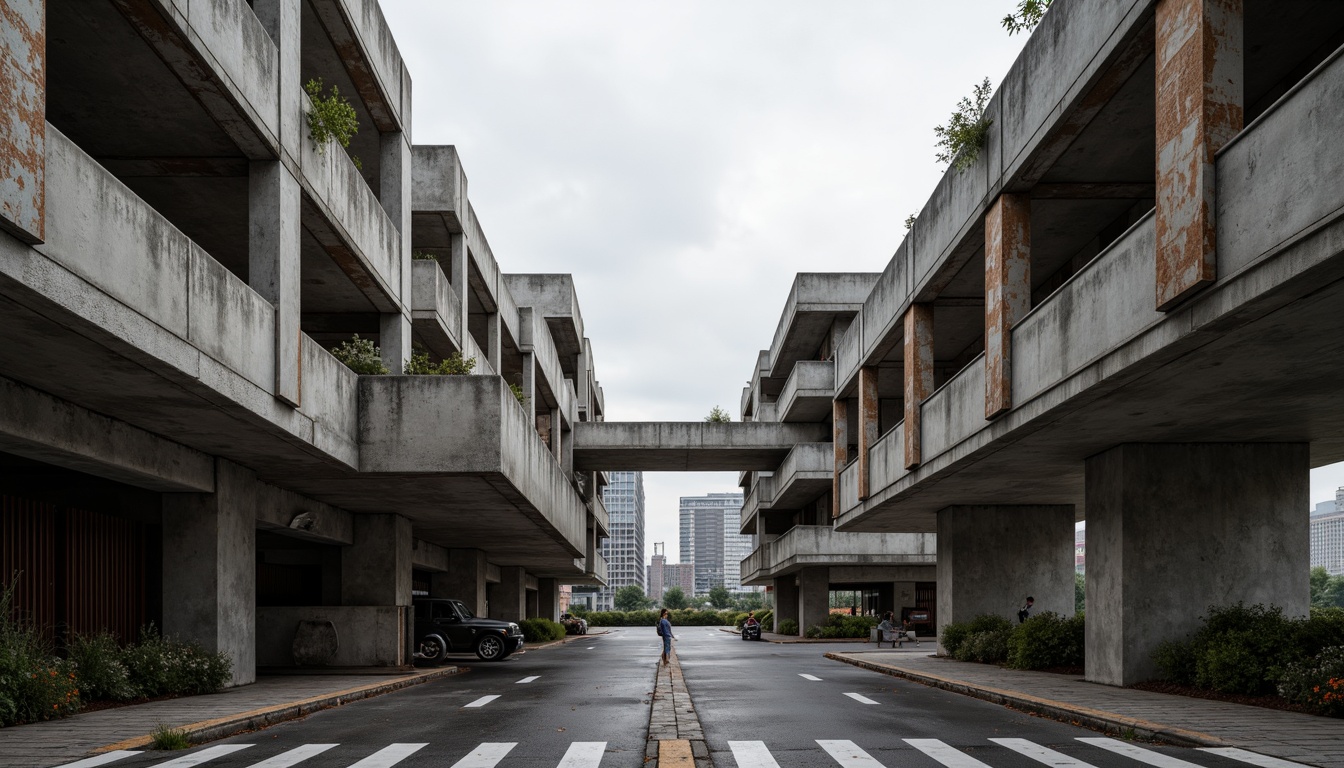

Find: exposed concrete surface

[743,525,934,583]
[573,421,829,471]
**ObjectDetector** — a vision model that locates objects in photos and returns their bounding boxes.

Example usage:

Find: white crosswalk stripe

[464,694,500,707]
[729,740,783,768]
[905,739,994,768]
[152,745,255,767]
[818,739,887,767]
[516,676,540,683]
[348,743,428,768]
[53,753,143,768]
[799,673,822,681]
[555,741,606,767]
[448,742,516,768]
[245,744,338,767]
[1196,749,1314,768]
[843,692,880,705]
[1077,738,1203,768]
[991,738,1099,768]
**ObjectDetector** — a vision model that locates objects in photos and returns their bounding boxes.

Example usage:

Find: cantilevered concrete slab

[572,422,829,471]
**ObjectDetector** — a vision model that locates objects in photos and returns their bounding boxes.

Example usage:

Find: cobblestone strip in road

[646,649,712,768]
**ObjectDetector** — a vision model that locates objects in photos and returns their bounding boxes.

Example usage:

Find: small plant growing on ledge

[1002,0,1053,35]
[904,214,916,231]
[509,382,527,405]
[934,78,994,172]
[412,251,440,262]
[705,406,731,423]
[304,78,360,156]
[404,350,476,375]
[331,334,388,375]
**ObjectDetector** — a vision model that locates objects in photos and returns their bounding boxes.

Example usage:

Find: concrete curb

[824,653,1231,748]
[96,666,464,752]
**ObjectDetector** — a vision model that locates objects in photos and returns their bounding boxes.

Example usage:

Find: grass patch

[150,724,191,750]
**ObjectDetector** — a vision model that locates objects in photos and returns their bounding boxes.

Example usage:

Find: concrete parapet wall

[572,421,829,471]
[410,258,463,354]
[256,606,405,667]
[920,354,986,461]
[746,525,935,582]
[778,360,834,422]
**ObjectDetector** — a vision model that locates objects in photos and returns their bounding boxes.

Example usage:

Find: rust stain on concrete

[903,304,933,470]
[0,0,45,244]
[857,366,879,500]
[1154,0,1242,310]
[832,398,847,518]
[984,193,1030,420]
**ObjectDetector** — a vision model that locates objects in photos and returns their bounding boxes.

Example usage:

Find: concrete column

[526,588,539,619]
[486,313,503,373]
[1154,0,1243,310]
[162,459,257,686]
[773,576,799,634]
[935,505,1075,654]
[253,0,301,160]
[550,407,563,460]
[903,304,934,468]
[249,161,302,406]
[430,548,488,616]
[832,399,847,517]
[520,352,536,423]
[0,0,44,244]
[798,567,830,636]
[449,234,470,338]
[984,193,1031,419]
[857,367,879,500]
[341,514,412,607]
[379,313,412,374]
[493,566,528,623]
[1085,443,1307,686]
[379,130,413,373]
[537,579,559,621]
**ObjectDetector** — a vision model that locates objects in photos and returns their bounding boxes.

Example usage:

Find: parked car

[560,613,588,635]
[413,597,525,663]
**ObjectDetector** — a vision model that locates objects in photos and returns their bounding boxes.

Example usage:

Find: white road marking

[246,744,339,767]
[799,673,822,681]
[52,754,142,768]
[1077,739,1202,768]
[818,739,888,767]
[557,741,607,767]
[587,646,595,649]
[448,743,516,768]
[153,745,254,767]
[1197,749,1315,768]
[991,738,1098,768]
[464,695,501,708]
[348,744,428,768]
[843,692,880,705]
[905,739,993,768]
[515,676,540,683]
[728,741,782,768]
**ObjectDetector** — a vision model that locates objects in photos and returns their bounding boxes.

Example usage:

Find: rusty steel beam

[984,193,1031,420]
[832,399,847,518]
[0,0,45,244]
[903,304,934,469]
[857,366,879,500]
[1154,0,1243,310]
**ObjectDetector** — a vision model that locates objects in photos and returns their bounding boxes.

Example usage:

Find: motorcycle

[741,619,762,641]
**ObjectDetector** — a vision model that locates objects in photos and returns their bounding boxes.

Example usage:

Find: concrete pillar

[486,313,503,373]
[935,505,1075,654]
[798,566,830,636]
[449,234,470,338]
[249,161,302,406]
[493,566,527,623]
[253,0,301,160]
[379,313,412,374]
[431,549,488,616]
[550,407,563,460]
[984,193,1031,419]
[903,304,933,468]
[832,399,847,517]
[526,588,539,619]
[520,352,536,423]
[1154,0,1243,310]
[378,130,413,373]
[857,367,879,500]
[1085,443,1307,686]
[773,576,799,634]
[162,459,257,686]
[341,514,412,606]
[537,579,559,621]
[0,0,44,244]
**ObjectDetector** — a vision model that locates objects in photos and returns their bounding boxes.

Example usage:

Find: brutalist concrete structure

[0,0,608,685]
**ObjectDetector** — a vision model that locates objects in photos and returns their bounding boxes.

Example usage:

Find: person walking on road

[657,608,675,665]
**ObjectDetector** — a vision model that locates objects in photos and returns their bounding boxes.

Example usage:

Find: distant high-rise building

[648,543,667,601]
[586,471,645,610]
[679,491,751,593]
[664,563,695,595]
[1311,486,1344,576]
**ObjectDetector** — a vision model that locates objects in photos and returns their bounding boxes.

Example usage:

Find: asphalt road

[60,628,1289,768]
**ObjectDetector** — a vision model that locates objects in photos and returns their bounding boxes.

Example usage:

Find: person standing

[657,608,676,665]
[1017,596,1035,623]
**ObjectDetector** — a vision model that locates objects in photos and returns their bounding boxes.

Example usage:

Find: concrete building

[663,563,696,597]
[680,492,747,594]
[647,543,666,601]
[0,0,608,684]
[577,470,644,610]
[1311,489,1344,575]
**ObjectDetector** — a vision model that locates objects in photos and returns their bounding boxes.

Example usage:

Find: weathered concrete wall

[256,605,404,667]
[341,513,412,607]
[798,567,830,634]
[773,576,799,634]
[778,361,834,422]
[1085,443,1308,686]
[936,505,1075,655]
[920,354,986,461]
[866,426,905,499]
[493,566,527,623]
[358,375,503,473]
[751,525,935,580]
[0,0,44,244]
[410,258,463,355]
[572,422,829,472]
[431,549,488,616]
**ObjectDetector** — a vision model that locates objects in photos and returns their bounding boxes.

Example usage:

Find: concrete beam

[902,304,933,469]
[572,422,830,471]
[984,193,1031,419]
[832,400,847,519]
[857,367,878,500]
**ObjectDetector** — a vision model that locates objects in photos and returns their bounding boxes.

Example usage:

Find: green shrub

[705,406,731,423]
[69,632,133,701]
[1196,631,1266,695]
[956,629,1012,664]
[777,619,799,636]
[0,581,80,726]
[404,350,476,376]
[934,78,994,171]
[1153,639,1198,685]
[941,614,1013,658]
[304,78,359,154]
[120,626,231,698]
[1279,645,1344,717]
[518,618,565,643]
[1007,612,1084,670]
[331,335,387,375]
[756,610,772,630]
[412,251,439,261]
[150,724,191,750]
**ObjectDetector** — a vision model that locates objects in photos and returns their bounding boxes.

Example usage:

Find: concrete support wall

[832,399,847,517]
[431,548,489,616]
[0,0,44,244]
[984,193,1030,418]
[903,304,933,468]
[773,576,799,634]
[493,566,527,623]
[162,459,257,686]
[936,505,1075,654]
[537,578,559,621]
[341,514,412,607]
[248,161,302,405]
[857,366,878,500]
[1085,443,1308,686]
[1154,0,1243,309]
[526,588,539,619]
[798,566,830,635]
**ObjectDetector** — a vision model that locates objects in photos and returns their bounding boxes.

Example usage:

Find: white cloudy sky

[381,1,1344,565]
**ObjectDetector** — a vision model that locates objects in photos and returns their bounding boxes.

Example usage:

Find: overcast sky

[381,1,1344,566]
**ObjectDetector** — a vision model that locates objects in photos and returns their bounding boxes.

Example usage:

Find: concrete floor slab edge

[823,653,1229,750]
[94,666,463,755]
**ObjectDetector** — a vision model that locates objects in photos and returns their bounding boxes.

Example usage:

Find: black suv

[413,597,525,663]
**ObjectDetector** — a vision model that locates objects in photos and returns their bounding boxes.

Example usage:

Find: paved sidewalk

[0,667,461,768]
[646,649,711,768]
[828,651,1344,768]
